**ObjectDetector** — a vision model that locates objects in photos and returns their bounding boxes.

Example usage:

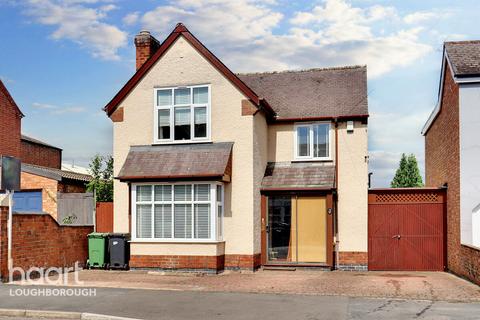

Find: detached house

[423,41,480,284]
[105,24,369,271]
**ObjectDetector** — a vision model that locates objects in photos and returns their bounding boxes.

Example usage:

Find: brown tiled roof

[117,142,233,181]
[261,162,335,190]
[21,134,62,150]
[445,41,480,77]
[238,66,368,120]
[22,163,92,182]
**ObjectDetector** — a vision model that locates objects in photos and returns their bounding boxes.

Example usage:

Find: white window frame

[153,84,212,144]
[293,122,332,161]
[131,182,223,243]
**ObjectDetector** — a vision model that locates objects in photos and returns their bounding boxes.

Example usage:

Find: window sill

[130,239,225,244]
[461,243,480,252]
[292,158,334,162]
[152,140,212,146]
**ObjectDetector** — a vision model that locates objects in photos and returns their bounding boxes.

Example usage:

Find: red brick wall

[425,63,480,285]
[0,206,92,281]
[130,255,225,272]
[129,254,261,272]
[21,171,58,219]
[20,140,62,169]
[58,182,87,193]
[0,83,22,159]
[339,252,368,266]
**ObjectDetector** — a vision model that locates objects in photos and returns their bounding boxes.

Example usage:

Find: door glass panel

[267,196,294,263]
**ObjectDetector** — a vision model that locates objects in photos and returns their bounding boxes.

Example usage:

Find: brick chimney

[134,30,160,70]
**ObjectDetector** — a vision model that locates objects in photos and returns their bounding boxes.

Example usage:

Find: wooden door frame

[260,191,335,268]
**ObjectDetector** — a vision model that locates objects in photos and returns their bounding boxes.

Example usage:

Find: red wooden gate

[96,202,114,233]
[368,189,446,271]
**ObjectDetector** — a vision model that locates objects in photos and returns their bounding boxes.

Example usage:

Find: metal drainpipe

[334,119,340,270]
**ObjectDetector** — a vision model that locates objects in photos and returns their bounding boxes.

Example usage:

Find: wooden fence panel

[96,202,113,233]
[57,192,94,225]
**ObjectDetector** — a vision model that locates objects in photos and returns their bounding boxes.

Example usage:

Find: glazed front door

[267,196,327,264]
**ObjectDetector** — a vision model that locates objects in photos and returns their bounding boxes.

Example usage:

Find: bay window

[294,123,331,160]
[132,183,223,241]
[154,85,210,143]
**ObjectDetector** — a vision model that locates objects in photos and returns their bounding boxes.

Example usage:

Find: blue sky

[0,0,479,187]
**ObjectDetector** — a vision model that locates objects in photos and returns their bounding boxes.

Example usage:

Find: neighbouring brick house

[104,24,369,272]
[0,79,91,219]
[423,41,480,285]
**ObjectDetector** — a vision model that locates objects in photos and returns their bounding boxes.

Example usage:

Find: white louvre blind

[174,88,190,105]
[195,204,210,238]
[193,87,208,104]
[174,185,192,201]
[155,185,172,201]
[194,107,207,125]
[158,110,170,126]
[154,204,172,238]
[136,186,152,202]
[194,184,210,201]
[175,108,191,126]
[136,204,152,238]
[174,204,192,238]
[157,90,172,106]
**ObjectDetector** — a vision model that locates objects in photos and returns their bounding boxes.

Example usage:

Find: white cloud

[32,102,86,115]
[404,10,452,25]
[138,0,431,77]
[23,0,127,60]
[141,0,283,46]
[122,11,139,26]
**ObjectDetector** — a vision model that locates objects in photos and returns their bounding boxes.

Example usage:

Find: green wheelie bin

[86,233,109,269]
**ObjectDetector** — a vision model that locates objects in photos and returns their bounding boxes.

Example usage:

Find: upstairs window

[155,85,210,143]
[294,123,331,160]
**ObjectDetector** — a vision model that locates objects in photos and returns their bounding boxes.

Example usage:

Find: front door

[267,195,327,264]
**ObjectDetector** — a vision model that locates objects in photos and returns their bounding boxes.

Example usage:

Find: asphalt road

[0,284,479,320]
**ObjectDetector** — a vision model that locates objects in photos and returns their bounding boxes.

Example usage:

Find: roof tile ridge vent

[236,65,366,76]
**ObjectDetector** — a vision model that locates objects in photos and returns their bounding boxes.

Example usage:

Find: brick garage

[20,136,62,169]
[0,80,23,159]
[424,52,480,285]
[0,206,93,281]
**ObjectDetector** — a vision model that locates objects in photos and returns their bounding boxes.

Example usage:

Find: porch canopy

[261,162,335,191]
[116,142,233,182]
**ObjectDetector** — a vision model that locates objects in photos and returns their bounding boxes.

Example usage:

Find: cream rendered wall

[113,35,263,256]
[266,120,368,253]
[267,122,336,162]
[337,121,368,252]
[253,113,268,253]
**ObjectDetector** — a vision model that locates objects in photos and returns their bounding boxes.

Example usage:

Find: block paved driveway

[51,269,480,302]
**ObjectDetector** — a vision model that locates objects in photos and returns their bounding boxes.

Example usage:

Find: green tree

[391,153,424,188]
[87,154,114,202]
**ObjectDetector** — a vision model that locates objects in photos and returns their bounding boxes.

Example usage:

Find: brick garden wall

[21,140,62,169]
[425,63,480,285]
[0,206,92,281]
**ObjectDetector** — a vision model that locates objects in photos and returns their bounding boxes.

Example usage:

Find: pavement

[34,269,480,302]
[0,284,479,319]
[0,270,479,319]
